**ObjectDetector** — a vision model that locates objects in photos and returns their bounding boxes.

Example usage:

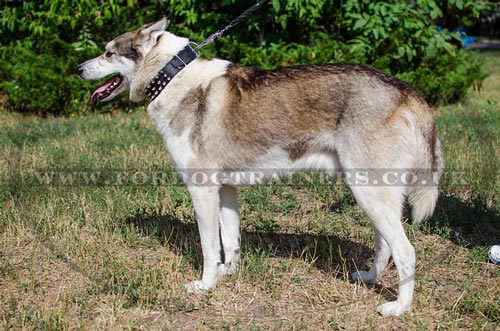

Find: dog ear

[136,18,170,48]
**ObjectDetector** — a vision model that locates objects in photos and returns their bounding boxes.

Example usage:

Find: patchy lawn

[1,51,499,330]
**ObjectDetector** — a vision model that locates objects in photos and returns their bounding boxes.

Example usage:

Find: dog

[77,18,443,317]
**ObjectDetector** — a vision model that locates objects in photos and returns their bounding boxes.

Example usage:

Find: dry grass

[0,51,499,330]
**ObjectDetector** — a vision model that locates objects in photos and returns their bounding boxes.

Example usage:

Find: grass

[1,51,499,330]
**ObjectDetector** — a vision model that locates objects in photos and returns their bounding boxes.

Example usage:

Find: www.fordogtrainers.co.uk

[24,168,459,187]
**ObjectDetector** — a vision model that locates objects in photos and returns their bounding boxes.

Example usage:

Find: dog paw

[376,301,410,317]
[218,262,239,276]
[351,270,376,284]
[184,280,215,294]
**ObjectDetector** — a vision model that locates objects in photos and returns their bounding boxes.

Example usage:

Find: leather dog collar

[145,44,199,101]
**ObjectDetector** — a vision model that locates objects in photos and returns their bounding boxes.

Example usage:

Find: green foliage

[0,40,89,115]
[343,0,457,70]
[340,0,486,105]
[0,0,488,115]
[473,1,500,37]
[397,51,486,105]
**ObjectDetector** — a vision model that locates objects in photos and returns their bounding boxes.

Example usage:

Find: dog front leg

[219,185,240,276]
[185,185,221,293]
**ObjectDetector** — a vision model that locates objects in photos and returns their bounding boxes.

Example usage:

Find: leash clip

[188,42,201,58]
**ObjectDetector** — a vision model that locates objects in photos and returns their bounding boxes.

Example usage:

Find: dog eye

[105,51,114,58]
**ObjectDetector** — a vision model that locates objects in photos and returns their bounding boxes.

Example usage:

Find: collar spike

[145,44,199,101]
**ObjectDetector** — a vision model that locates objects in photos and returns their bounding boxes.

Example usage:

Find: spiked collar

[145,44,199,101]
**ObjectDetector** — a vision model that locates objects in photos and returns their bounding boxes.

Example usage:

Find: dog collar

[145,44,199,101]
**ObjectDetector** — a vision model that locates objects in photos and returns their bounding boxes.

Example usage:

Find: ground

[0,51,499,330]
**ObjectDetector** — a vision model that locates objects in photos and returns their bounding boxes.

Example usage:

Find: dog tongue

[90,76,118,104]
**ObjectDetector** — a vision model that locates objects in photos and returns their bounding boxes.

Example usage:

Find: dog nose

[76,64,84,77]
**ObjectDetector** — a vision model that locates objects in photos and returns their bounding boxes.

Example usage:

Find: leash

[195,0,268,50]
[146,0,268,101]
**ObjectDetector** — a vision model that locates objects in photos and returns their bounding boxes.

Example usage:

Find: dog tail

[408,119,444,225]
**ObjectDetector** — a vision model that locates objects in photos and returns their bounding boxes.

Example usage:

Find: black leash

[146,0,268,101]
[196,0,268,50]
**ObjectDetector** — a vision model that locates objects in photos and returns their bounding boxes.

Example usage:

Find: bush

[0,40,88,115]
[0,38,135,116]
[338,0,487,104]
[0,0,488,115]
[397,51,485,105]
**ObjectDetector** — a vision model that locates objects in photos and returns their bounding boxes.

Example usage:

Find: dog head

[77,18,189,103]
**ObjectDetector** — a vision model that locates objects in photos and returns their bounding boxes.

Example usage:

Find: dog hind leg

[349,185,415,317]
[351,228,391,284]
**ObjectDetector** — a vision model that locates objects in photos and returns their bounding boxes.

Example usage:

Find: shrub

[0,38,135,116]
[339,0,487,104]
[0,39,89,115]
[0,0,488,115]
[396,51,485,105]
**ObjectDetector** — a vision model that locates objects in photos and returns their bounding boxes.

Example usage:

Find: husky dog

[77,19,443,317]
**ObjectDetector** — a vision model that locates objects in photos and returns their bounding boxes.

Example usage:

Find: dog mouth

[90,74,124,104]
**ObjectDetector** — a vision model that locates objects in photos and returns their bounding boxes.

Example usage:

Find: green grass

[1,51,499,330]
